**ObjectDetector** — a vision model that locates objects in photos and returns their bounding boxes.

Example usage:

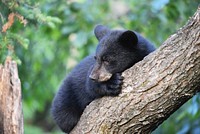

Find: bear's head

[89,25,142,82]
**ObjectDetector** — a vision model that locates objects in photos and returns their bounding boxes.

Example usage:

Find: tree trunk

[71,7,200,134]
[0,57,23,134]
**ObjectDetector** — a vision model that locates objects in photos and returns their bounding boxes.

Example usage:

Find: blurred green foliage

[0,0,199,133]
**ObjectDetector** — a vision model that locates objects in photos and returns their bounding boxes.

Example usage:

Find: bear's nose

[89,73,98,81]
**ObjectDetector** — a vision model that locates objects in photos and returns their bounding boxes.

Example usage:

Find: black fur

[51,25,156,133]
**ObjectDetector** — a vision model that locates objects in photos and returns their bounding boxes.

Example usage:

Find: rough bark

[0,57,23,134]
[71,7,200,134]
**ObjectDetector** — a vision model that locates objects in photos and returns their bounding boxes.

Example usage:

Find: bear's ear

[118,30,138,48]
[94,25,110,41]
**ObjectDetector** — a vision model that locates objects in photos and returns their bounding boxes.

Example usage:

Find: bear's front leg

[102,73,123,96]
[87,73,123,98]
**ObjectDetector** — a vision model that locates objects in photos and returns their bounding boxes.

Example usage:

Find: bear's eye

[94,56,97,60]
[102,56,110,65]
[103,60,109,65]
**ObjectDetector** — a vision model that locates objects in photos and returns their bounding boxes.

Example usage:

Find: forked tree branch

[71,7,200,134]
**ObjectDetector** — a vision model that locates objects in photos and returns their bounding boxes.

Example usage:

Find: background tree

[0,0,199,133]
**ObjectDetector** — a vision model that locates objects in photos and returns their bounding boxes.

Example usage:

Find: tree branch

[71,7,200,133]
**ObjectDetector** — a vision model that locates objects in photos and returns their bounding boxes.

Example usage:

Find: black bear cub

[51,25,156,133]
